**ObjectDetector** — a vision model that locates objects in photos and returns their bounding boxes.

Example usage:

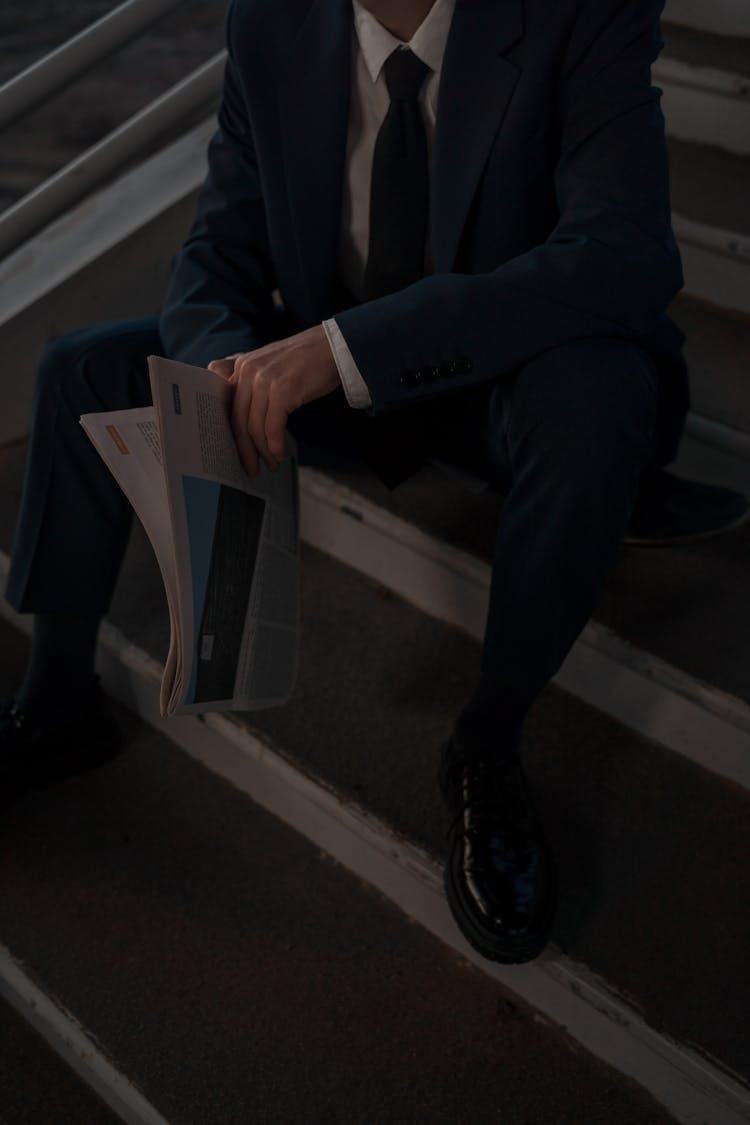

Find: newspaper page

[148,355,300,717]
[79,406,181,698]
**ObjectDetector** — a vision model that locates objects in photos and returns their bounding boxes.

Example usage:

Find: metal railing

[0,0,225,259]
[1,0,184,130]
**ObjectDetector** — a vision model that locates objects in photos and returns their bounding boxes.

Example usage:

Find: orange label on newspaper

[106,425,130,455]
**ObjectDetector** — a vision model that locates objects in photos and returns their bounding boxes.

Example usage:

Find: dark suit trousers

[5,317,660,756]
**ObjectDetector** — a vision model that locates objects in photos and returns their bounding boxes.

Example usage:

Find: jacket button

[423,365,440,382]
[458,356,473,374]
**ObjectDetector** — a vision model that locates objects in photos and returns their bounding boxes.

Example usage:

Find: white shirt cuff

[322,317,373,409]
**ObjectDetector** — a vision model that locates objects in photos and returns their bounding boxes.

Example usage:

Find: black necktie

[363,48,431,301]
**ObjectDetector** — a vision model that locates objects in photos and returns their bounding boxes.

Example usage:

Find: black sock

[453,701,524,764]
[17,613,102,730]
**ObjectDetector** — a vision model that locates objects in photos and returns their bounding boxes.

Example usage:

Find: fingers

[223,349,297,477]
[247,375,280,473]
[230,371,259,478]
[231,361,284,477]
[266,395,288,462]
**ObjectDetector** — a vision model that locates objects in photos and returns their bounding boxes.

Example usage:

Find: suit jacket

[159,0,690,487]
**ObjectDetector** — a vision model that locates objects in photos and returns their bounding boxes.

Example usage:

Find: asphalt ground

[0,995,120,1124]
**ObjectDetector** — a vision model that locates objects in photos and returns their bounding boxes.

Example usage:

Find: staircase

[1,2,749,1123]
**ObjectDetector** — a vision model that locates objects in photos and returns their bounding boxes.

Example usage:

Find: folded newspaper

[80,355,299,717]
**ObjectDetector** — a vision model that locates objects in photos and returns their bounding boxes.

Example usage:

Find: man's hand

[207,325,341,477]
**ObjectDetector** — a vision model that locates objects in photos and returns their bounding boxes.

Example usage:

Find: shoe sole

[443,832,557,965]
[623,504,750,547]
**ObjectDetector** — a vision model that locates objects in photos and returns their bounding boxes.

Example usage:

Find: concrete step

[664,0,750,40]
[0,621,679,1125]
[658,22,750,156]
[670,140,750,241]
[0,0,225,212]
[667,137,750,316]
[283,449,750,794]
[0,995,121,1124]
[297,447,750,726]
[2,459,748,1117]
[663,21,750,76]
[671,293,750,443]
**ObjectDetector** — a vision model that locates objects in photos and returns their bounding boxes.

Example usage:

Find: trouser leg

[5,317,161,615]
[450,338,660,758]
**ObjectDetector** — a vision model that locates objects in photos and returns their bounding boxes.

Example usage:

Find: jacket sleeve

[332,0,684,417]
[158,0,277,368]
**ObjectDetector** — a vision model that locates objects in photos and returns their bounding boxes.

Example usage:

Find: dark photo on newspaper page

[79,356,300,718]
[186,480,266,705]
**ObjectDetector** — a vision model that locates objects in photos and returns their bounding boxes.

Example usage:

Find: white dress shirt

[322,0,456,409]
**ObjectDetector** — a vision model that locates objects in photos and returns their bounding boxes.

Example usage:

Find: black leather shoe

[624,466,750,546]
[439,735,557,964]
[0,680,122,797]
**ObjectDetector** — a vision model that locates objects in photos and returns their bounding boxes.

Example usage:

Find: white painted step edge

[291,471,750,795]
[0,944,169,1125]
[685,412,750,464]
[0,117,214,329]
[1,590,747,1125]
[657,57,750,102]
[674,213,750,266]
[675,214,750,316]
[656,57,750,156]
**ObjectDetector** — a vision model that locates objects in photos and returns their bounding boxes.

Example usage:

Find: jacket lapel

[431,0,524,271]
[278,0,353,319]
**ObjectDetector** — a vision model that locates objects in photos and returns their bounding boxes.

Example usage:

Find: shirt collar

[351,0,456,84]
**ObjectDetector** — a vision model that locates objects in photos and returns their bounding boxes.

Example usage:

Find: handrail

[0,53,225,260]
[0,0,183,132]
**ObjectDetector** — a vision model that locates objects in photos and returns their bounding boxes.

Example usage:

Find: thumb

[207,356,238,379]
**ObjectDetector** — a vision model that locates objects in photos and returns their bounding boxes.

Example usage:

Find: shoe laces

[0,700,25,735]
[446,757,537,841]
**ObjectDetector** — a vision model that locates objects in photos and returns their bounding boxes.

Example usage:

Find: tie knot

[383,47,431,100]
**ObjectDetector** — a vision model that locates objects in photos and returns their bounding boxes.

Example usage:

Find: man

[2,0,747,964]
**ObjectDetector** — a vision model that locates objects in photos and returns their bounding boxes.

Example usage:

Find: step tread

[0,620,676,1125]
[312,456,750,714]
[244,542,750,1084]
[0,996,121,1125]
[662,20,750,78]
[668,137,750,237]
[671,293,750,433]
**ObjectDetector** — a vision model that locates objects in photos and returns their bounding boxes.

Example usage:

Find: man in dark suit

[2,0,747,963]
